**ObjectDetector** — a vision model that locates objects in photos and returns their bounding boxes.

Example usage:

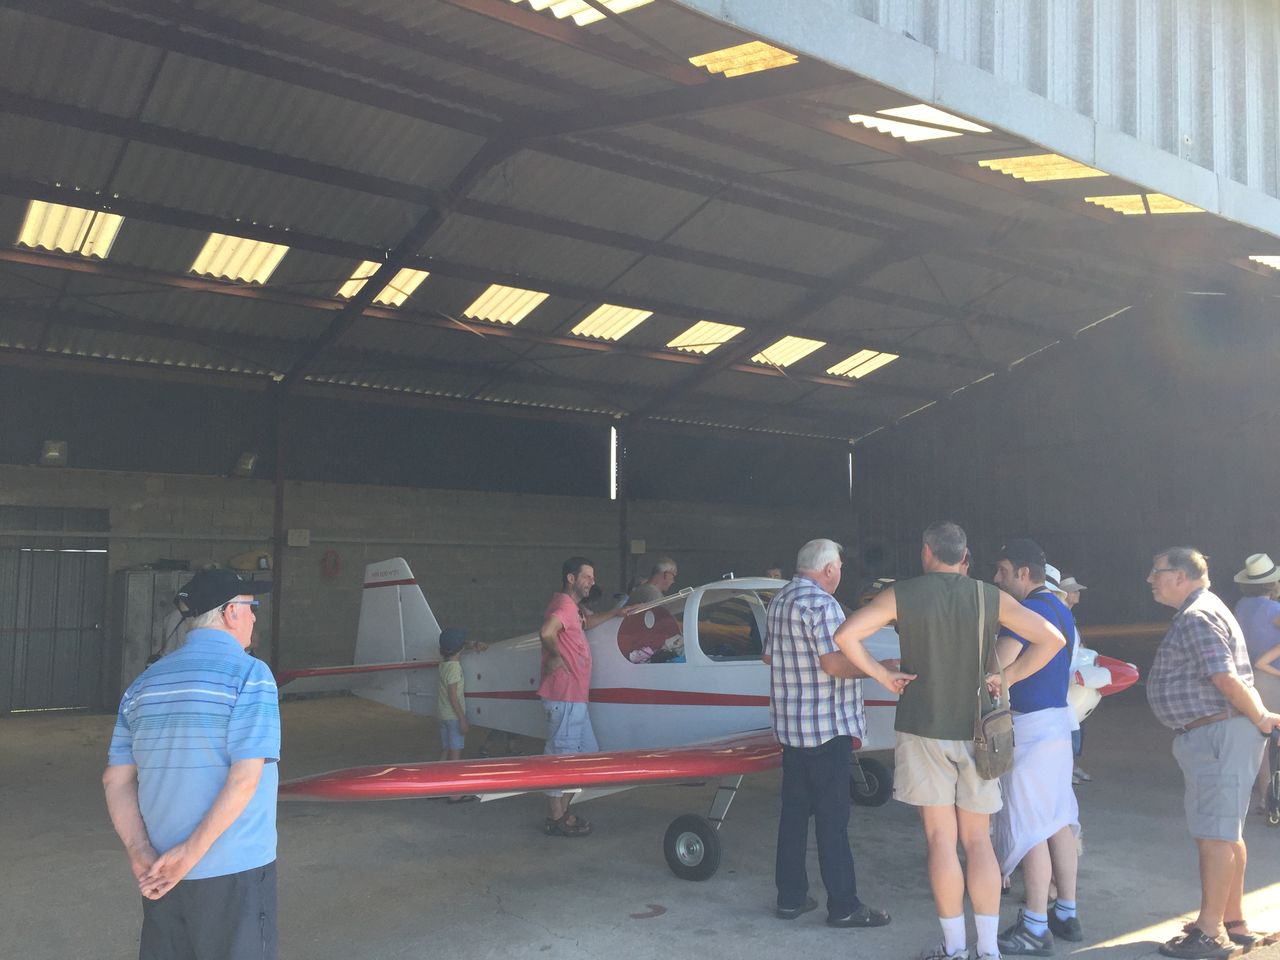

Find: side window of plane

[695,591,765,661]
[617,605,684,663]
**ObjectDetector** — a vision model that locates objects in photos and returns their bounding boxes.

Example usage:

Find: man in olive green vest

[834,521,1065,960]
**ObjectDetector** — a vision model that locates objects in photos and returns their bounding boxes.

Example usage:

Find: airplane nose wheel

[850,757,892,807]
[664,814,721,881]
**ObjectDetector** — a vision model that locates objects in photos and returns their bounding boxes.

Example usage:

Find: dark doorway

[0,507,109,712]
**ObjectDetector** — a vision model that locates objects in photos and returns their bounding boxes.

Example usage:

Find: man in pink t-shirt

[538,556,627,837]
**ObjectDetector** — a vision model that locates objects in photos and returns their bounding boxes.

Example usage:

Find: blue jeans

[776,735,860,917]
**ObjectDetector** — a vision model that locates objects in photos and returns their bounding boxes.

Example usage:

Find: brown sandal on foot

[544,813,592,837]
[1181,920,1257,948]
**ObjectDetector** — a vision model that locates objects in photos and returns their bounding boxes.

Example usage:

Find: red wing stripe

[363,578,418,589]
[591,688,768,706]
[280,730,783,801]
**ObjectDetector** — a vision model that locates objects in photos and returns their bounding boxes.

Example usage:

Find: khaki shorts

[894,731,1003,814]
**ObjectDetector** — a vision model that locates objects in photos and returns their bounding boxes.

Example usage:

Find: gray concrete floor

[4,690,1278,960]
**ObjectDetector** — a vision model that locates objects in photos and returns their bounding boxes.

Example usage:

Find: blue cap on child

[439,627,468,656]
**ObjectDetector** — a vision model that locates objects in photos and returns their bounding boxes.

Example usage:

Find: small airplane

[277,559,1139,880]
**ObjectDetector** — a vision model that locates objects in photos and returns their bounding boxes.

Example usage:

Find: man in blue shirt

[991,541,1081,956]
[103,568,279,960]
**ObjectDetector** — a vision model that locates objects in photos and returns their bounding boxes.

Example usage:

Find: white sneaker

[917,945,971,960]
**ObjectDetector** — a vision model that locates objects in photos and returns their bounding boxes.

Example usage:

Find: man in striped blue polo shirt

[103,568,279,960]
[767,537,910,929]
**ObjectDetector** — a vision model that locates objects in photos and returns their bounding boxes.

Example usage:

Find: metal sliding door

[0,507,108,712]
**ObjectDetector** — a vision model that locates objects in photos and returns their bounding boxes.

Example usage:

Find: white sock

[940,914,967,955]
[975,914,1000,957]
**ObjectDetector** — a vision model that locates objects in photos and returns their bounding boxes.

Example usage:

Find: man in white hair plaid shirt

[766,537,891,931]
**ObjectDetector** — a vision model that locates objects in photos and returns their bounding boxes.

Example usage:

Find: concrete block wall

[0,464,854,682]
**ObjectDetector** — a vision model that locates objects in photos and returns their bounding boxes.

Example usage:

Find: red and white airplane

[277,559,1138,880]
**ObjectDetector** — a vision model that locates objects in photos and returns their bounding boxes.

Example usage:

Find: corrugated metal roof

[1,0,1269,442]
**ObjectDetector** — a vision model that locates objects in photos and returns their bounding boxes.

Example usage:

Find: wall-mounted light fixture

[231,451,257,478]
[39,440,67,467]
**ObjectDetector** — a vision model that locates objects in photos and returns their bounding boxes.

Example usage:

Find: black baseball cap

[998,538,1046,569]
[175,568,273,618]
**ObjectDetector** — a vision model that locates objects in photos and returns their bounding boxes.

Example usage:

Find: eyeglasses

[223,600,260,610]
[1148,568,1178,577]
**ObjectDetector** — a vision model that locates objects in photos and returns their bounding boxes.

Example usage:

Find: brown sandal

[544,813,592,837]
[1181,920,1257,948]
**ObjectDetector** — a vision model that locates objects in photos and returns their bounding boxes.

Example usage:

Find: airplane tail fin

[350,558,440,712]
[276,558,439,713]
[355,557,441,666]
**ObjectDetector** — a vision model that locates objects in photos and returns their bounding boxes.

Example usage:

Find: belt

[1173,710,1230,735]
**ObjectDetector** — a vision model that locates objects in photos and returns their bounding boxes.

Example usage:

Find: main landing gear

[850,756,893,807]
[663,757,893,881]
[663,775,739,880]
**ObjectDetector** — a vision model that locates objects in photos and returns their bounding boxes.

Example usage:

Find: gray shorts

[542,700,598,798]
[893,731,1003,814]
[1172,715,1266,841]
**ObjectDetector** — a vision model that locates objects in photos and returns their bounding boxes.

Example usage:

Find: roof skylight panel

[876,105,991,133]
[689,41,798,78]
[1083,194,1203,215]
[189,234,288,284]
[826,349,899,379]
[512,0,654,27]
[848,104,991,142]
[17,200,123,259]
[1248,256,1280,271]
[666,321,745,355]
[571,304,652,341]
[463,284,549,325]
[373,268,430,306]
[978,154,1108,182]
[751,336,825,368]
[335,260,430,307]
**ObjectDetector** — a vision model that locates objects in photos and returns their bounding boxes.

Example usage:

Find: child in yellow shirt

[437,627,478,803]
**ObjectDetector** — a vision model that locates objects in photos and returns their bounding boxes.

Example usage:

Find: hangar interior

[2,0,1279,717]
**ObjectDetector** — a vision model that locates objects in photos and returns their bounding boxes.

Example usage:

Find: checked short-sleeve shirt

[1147,587,1255,730]
[766,575,864,747]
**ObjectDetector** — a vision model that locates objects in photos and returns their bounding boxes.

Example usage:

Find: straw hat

[1234,553,1280,585]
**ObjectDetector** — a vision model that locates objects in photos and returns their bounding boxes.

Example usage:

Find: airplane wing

[280,729,781,801]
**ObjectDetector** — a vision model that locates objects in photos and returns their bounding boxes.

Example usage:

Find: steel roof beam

[277,141,516,388]
[13,301,884,434]
[0,247,937,401]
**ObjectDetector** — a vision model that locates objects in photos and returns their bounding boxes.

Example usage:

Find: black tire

[850,757,893,807]
[663,814,721,881]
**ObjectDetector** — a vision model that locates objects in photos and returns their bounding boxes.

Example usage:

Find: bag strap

[975,581,1007,724]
